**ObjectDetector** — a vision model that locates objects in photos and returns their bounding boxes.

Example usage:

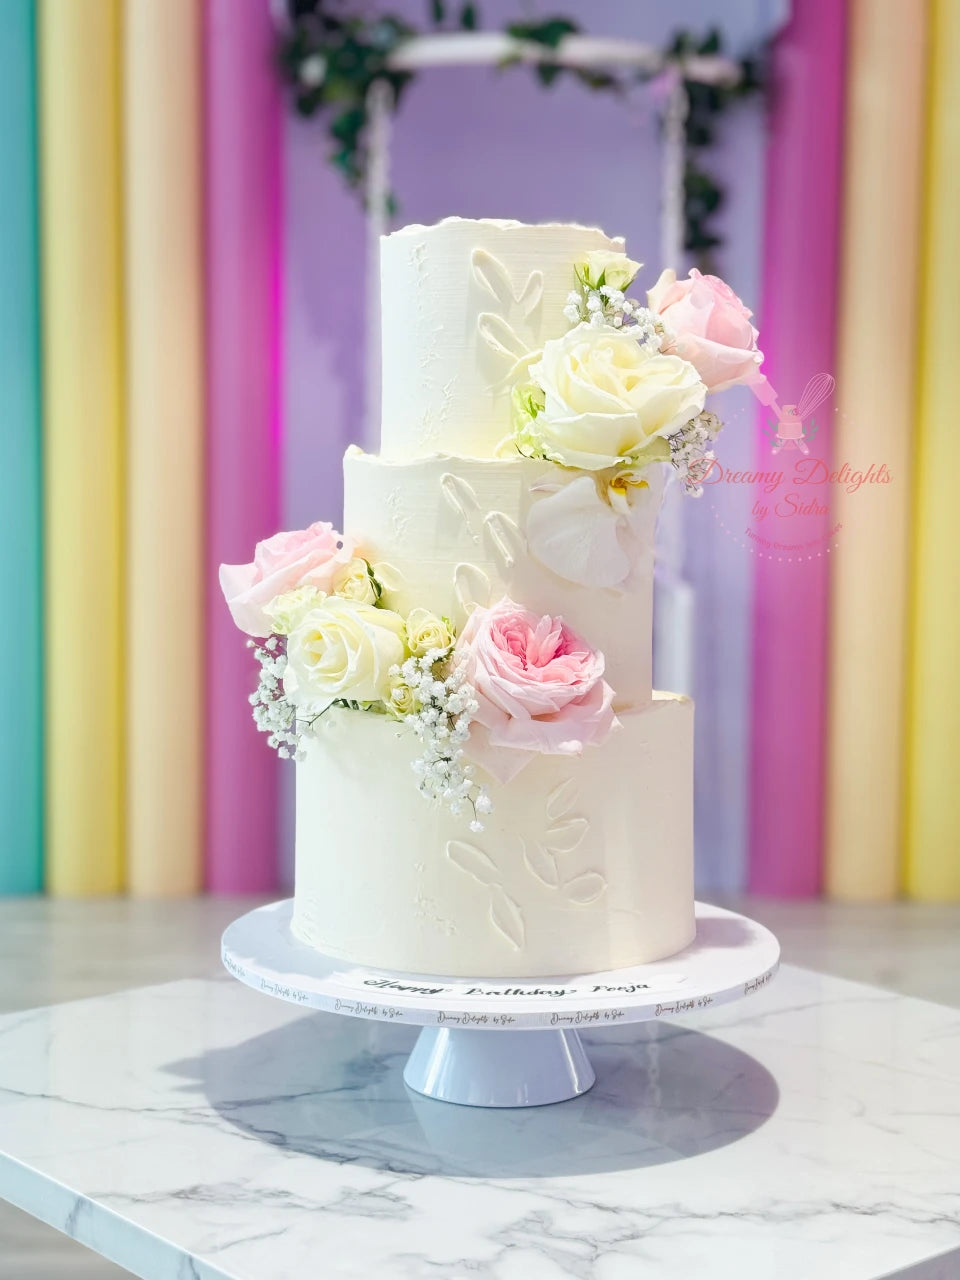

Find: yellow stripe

[123,0,204,895]
[905,0,960,898]
[40,0,124,895]
[826,0,927,899]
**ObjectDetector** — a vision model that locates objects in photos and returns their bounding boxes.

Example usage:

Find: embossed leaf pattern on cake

[489,884,525,950]
[545,778,579,822]
[543,817,589,855]
[440,473,483,542]
[538,781,608,906]
[564,873,607,905]
[471,247,544,391]
[447,839,527,952]
[445,840,499,887]
[520,836,560,889]
[476,314,534,382]
[471,248,543,318]
[482,512,525,570]
[454,562,492,614]
[440,474,528,582]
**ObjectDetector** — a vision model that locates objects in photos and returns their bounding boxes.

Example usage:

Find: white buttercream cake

[291,218,696,977]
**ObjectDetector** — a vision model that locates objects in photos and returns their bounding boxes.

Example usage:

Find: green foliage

[278,4,766,267]
[506,18,579,49]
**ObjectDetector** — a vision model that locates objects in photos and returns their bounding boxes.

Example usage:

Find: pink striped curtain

[204,0,282,892]
[749,0,846,896]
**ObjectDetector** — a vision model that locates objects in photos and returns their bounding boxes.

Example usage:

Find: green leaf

[330,106,365,144]
[431,0,445,23]
[507,18,578,49]
[460,2,478,30]
[536,62,562,87]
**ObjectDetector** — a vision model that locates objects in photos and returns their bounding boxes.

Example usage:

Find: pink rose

[455,597,618,784]
[647,267,764,393]
[219,522,355,636]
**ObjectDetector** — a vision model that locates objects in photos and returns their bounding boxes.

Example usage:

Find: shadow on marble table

[880,1245,960,1279]
[165,1015,779,1180]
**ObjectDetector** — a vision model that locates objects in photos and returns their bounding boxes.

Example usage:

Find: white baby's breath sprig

[396,645,492,829]
[564,272,665,347]
[667,410,723,497]
[247,635,304,760]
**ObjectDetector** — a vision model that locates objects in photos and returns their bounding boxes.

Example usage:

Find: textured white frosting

[293,694,694,978]
[380,217,625,459]
[344,448,663,708]
[292,217,697,980]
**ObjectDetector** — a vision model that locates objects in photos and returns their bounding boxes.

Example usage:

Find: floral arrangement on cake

[220,526,618,830]
[511,249,766,587]
[220,245,765,830]
[513,249,764,490]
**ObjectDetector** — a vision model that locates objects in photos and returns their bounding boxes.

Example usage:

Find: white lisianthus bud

[405,608,453,658]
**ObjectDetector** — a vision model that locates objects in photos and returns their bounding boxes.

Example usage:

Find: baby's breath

[247,635,304,760]
[565,278,666,348]
[394,646,492,829]
[667,411,722,497]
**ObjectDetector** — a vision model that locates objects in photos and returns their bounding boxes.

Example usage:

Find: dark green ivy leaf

[507,18,578,49]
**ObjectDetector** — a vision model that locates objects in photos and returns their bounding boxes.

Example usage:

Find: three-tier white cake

[290,218,695,978]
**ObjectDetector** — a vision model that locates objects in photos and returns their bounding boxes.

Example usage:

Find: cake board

[222,900,779,1108]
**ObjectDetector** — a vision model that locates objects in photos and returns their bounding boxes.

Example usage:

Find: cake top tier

[379,217,626,460]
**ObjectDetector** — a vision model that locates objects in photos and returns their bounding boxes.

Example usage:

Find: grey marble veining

[0,967,959,1279]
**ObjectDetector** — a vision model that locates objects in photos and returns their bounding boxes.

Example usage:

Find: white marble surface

[0,967,959,1279]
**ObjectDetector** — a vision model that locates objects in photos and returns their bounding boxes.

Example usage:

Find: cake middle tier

[343,449,664,709]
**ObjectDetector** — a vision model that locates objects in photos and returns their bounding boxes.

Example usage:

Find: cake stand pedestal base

[403,1026,595,1107]
[221,900,780,1109]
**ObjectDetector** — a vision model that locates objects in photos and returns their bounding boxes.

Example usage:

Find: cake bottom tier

[293,693,695,978]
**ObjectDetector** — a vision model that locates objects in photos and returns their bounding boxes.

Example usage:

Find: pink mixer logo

[760,373,834,454]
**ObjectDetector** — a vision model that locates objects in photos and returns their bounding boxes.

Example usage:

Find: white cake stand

[222,900,779,1108]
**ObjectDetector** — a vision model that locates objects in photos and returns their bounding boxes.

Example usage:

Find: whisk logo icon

[760,373,836,454]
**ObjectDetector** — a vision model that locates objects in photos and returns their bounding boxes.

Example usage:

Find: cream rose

[284,597,407,715]
[405,608,452,657]
[526,323,706,470]
[387,674,419,718]
[582,249,642,292]
[263,586,325,635]
[333,557,379,604]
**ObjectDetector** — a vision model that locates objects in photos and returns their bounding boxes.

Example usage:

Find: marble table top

[0,967,958,1280]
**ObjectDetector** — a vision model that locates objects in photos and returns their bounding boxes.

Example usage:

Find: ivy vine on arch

[277,1,766,270]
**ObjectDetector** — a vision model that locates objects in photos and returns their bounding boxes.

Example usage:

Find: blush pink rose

[455,597,618,784]
[647,267,764,393]
[219,522,355,636]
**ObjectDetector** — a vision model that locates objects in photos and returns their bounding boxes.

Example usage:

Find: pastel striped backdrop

[0,0,957,902]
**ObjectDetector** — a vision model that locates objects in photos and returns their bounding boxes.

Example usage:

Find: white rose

[263,585,326,635]
[333,557,379,604]
[526,323,706,470]
[405,608,452,657]
[582,250,642,292]
[284,597,407,714]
